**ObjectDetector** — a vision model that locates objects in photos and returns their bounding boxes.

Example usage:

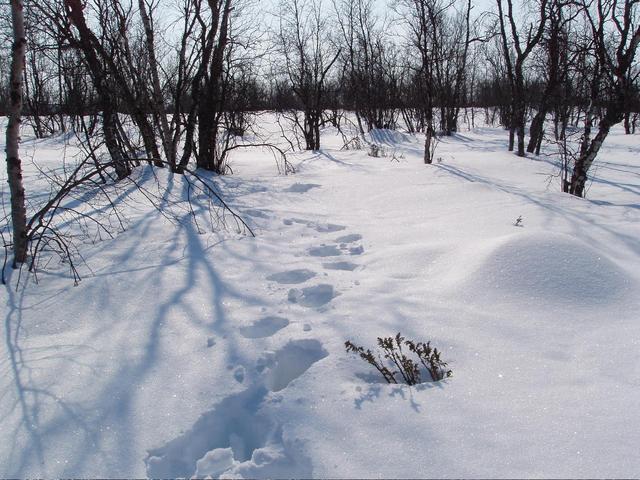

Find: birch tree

[5,0,28,266]
[496,0,548,156]
[569,0,640,197]
[276,0,341,151]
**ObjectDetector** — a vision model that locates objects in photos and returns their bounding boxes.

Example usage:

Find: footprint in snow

[322,261,359,271]
[307,243,364,257]
[263,339,328,392]
[145,340,327,478]
[282,218,308,226]
[335,234,365,255]
[239,316,290,339]
[284,183,321,193]
[315,223,347,233]
[335,233,362,243]
[288,284,336,308]
[307,245,342,257]
[266,269,316,284]
[233,366,246,383]
[282,218,346,233]
[146,387,273,478]
[243,209,269,219]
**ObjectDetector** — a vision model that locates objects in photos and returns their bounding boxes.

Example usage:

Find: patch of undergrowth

[345,333,452,385]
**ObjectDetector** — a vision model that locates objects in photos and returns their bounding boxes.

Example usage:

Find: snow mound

[457,232,633,308]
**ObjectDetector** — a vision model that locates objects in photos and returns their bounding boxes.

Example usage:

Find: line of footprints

[244,217,362,338]
[234,217,364,393]
[146,219,366,477]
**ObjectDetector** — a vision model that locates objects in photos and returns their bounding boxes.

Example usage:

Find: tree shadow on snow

[352,375,445,413]
[1,173,268,476]
[435,163,640,257]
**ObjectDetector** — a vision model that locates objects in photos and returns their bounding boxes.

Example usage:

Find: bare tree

[496,0,549,156]
[568,0,640,197]
[431,0,477,135]
[276,0,341,151]
[175,0,254,174]
[334,0,398,133]
[59,0,134,178]
[195,0,233,172]
[396,0,446,163]
[138,0,175,166]
[526,0,574,155]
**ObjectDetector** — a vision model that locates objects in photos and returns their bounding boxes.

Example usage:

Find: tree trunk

[313,112,321,150]
[64,0,131,179]
[138,0,174,166]
[424,126,434,164]
[513,96,526,157]
[6,0,28,266]
[534,128,543,156]
[445,107,458,135]
[624,111,631,134]
[197,102,216,170]
[570,114,617,197]
[516,122,526,157]
[303,110,321,151]
[527,110,545,153]
[177,107,198,173]
[508,127,515,151]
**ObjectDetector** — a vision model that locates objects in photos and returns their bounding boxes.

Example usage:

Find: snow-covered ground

[2,116,639,478]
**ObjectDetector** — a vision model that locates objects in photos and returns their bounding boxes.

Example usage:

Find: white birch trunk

[5,0,28,265]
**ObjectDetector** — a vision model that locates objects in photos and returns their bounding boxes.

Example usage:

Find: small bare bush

[345,333,452,385]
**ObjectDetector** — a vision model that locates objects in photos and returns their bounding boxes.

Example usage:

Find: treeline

[2,0,640,268]
[2,0,639,176]
[3,1,639,162]
[0,0,640,277]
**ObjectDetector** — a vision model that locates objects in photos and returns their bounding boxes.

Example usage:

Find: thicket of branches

[2,0,639,273]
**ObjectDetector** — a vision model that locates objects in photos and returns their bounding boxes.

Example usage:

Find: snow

[1,115,640,477]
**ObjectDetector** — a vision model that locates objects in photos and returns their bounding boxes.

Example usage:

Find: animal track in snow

[308,242,364,257]
[264,339,328,392]
[144,341,328,477]
[266,269,316,284]
[234,366,246,383]
[335,233,362,243]
[194,448,236,477]
[243,209,269,219]
[282,218,308,226]
[284,183,321,193]
[146,387,273,478]
[315,223,346,233]
[282,218,346,233]
[240,316,290,338]
[287,284,336,308]
[322,261,359,271]
[308,245,342,257]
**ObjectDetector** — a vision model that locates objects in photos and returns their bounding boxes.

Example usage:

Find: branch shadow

[1,177,267,475]
[435,163,640,257]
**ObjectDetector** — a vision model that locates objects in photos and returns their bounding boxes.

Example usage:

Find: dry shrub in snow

[345,332,452,385]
